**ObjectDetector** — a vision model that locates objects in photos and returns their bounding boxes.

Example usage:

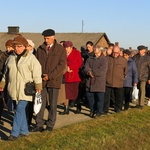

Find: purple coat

[84,55,108,92]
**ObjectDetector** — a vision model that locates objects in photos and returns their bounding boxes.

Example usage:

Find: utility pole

[82,20,84,33]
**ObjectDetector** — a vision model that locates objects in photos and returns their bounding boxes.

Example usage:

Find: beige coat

[0,50,42,102]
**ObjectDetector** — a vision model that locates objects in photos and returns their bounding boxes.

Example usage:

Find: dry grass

[1,106,150,150]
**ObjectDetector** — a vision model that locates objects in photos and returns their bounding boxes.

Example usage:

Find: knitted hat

[5,39,14,47]
[13,36,28,47]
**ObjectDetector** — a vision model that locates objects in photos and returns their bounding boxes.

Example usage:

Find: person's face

[26,45,33,51]
[123,53,129,60]
[14,44,25,55]
[107,46,113,55]
[44,36,55,45]
[113,46,120,58]
[94,49,102,58]
[6,46,14,52]
[86,44,93,53]
[65,47,72,55]
[139,49,146,56]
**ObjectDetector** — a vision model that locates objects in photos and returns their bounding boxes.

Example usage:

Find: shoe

[114,109,121,113]
[59,106,69,115]
[42,127,53,132]
[147,101,150,106]
[74,109,81,114]
[136,105,143,109]
[95,114,101,118]
[89,112,95,118]
[29,126,44,132]
[19,134,28,138]
[7,135,18,141]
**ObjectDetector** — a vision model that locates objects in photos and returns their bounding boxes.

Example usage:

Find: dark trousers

[86,91,104,115]
[0,98,4,120]
[123,87,132,110]
[26,101,34,126]
[103,87,123,113]
[36,87,59,128]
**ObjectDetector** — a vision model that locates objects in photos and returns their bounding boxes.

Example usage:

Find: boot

[59,106,69,115]
[75,104,81,114]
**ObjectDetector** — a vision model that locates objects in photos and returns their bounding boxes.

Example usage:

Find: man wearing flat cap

[133,45,150,109]
[31,29,66,132]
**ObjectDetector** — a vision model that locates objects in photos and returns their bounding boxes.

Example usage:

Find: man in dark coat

[31,29,66,132]
[103,46,128,113]
[133,45,150,109]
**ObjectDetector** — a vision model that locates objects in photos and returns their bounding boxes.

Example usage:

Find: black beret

[137,45,146,50]
[42,29,55,36]
[123,49,131,56]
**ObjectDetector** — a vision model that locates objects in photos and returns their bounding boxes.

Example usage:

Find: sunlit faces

[65,46,72,55]
[123,53,129,60]
[113,46,120,58]
[26,45,33,51]
[86,44,93,53]
[14,44,25,55]
[94,48,102,58]
[139,49,146,56]
[44,36,55,45]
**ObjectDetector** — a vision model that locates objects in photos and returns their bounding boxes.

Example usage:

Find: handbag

[24,82,36,96]
[34,92,42,114]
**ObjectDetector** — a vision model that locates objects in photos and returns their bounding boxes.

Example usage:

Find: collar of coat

[39,39,57,51]
[13,49,29,57]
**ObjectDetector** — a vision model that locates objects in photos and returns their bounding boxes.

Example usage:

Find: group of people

[0,28,150,141]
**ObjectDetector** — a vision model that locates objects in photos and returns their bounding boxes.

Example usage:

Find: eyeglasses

[113,52,119,54]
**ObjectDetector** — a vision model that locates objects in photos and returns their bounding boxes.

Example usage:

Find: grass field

[0,106,150,150]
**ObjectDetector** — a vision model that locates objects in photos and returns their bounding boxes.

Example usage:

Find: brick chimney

[7,26,19,34]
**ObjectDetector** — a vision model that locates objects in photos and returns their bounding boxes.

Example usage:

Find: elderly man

[133,45,150,109]
[31,29,66,132]
[103,46,128,114]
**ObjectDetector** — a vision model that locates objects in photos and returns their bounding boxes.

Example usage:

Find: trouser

[26,101,34,126]
[36,87,59,128]
[86,91,104,115]
[123,87,132,110]
[11,100,28,137]
[103,87,123,113]
[137,81,146,106]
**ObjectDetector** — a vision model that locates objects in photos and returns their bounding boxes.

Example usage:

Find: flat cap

[137,45,146,50]
[42,29,55,36]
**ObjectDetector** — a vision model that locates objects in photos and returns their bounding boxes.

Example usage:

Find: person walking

[31,29,66,132]
[0,36,42,140]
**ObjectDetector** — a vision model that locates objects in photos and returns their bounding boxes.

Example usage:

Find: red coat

[64,48,82,82]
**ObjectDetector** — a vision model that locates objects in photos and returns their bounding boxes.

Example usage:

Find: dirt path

[0,105,92,140]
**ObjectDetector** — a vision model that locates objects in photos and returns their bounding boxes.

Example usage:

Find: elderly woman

[59,41,82,115]
[0,36,42,141]
[123,49,138,110]
[84,46,108,118]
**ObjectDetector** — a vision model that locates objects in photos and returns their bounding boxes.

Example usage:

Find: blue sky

[0,0,149,49]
